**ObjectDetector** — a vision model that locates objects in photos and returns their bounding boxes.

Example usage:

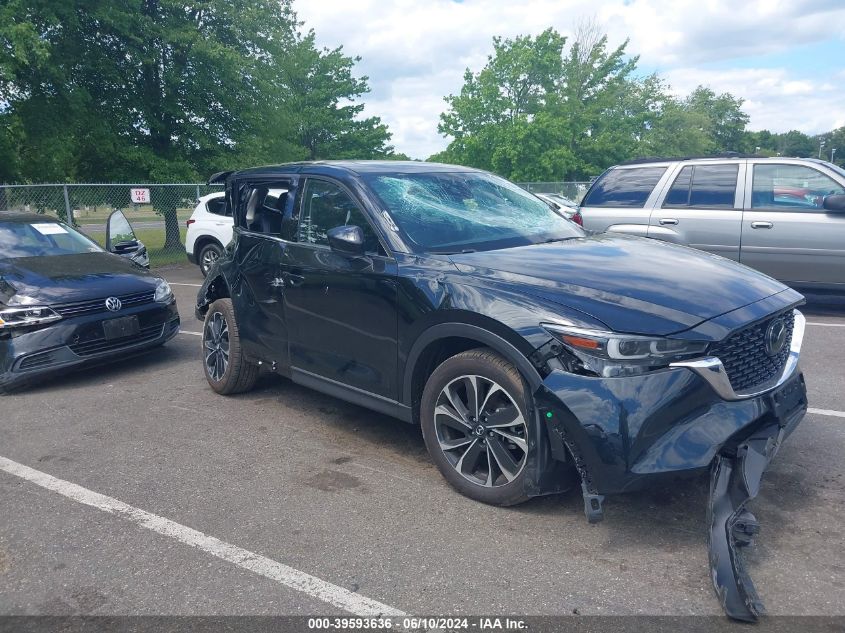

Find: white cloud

[663,67,845,135]
[293,0,845,158]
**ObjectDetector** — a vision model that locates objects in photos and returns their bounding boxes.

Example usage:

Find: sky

[293,0,845,159]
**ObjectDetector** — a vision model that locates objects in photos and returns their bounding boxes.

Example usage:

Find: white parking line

[807,322,845,327]
[808,408,845,419]
[179,331,202,337]
[0,456,406,617]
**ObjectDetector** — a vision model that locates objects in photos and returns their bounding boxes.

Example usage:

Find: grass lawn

[74,206,195,225]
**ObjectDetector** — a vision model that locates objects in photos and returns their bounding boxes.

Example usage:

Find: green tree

[284,31,394,160]
[683,86,750,152]
[820,127,845,166]
[776,130,815,157]
[436,24,652,181]
[642,97,712,157]
[0,1,397,245]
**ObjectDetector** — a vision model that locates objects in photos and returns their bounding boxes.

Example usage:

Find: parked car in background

[579,156,845,291]
[186,193,232,276]
[535,193,583,226]
[536,192,578,209]
[0,212,179,392]
[196,161,808,621]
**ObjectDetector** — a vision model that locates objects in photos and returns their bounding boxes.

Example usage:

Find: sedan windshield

[365,172,583,253]
[0,220,103,259]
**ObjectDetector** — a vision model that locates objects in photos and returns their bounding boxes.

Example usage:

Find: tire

[421,348,533,506]
[202,298,259,395]
[198,242,223,277]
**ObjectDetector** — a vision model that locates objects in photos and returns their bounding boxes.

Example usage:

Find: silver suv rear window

[582,167,666,208]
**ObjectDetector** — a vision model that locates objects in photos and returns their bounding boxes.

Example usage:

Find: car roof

[0,211,63,224]
[216,160,482,182]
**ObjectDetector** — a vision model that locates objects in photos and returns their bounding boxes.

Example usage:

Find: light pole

[819,139,826,159]
[832,148,838,164]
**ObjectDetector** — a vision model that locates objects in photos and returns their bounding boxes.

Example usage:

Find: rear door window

[581,167,666,208]
[663,164,738,208]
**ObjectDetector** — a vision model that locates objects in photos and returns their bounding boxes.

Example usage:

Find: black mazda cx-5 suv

[196,161,808,621]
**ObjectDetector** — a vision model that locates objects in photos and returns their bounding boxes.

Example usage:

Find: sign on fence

[130,188,151,204]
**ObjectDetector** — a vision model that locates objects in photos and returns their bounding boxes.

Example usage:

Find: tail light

[186,219,196,228]
[571,210,583,226]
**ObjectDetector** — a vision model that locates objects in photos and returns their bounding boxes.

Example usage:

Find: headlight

[542,323,708,377]
[0,306,62,329]
[154,278,173,303]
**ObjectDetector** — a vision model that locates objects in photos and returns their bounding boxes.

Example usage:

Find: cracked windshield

[366,172,582,253]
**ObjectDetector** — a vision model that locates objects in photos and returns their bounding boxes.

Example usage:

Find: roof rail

[618,152,760,166]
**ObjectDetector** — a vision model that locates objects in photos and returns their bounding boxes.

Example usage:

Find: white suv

[186,193,232,276]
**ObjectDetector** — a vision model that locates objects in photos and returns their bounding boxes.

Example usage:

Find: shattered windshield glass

[364,171,583,253]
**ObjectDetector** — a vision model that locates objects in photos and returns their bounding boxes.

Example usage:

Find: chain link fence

[0,183,223,268]
[0,181,589,269]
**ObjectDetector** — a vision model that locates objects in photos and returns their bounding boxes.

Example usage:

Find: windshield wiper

[437,248,476,255]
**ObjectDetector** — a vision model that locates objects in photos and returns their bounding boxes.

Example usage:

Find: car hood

[448,234,795,336]
[0,252,157,306]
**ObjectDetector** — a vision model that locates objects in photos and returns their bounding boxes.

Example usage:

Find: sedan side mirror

[327,225,365,256]
[823,194,845,213]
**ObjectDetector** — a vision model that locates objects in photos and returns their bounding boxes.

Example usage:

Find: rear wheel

[421,348,532,506]
[202,298,259,395]
[198,242,223,277]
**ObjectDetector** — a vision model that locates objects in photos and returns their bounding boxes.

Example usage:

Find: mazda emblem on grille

[105,297,122,312]
[764,317,787,357]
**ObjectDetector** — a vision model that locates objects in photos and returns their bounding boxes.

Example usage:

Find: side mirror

[327,225,365,256]
[106,210,139,253]
[823,194,845,213]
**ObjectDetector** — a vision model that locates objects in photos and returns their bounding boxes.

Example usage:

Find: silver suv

[580,156,845,291]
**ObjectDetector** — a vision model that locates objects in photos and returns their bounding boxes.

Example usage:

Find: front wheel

[420,348,532,506]
[202,298,259,395]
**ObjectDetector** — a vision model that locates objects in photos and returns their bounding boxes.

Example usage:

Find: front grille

[69,322,164,356]
[710,310,794,392]
[54,291,155,318]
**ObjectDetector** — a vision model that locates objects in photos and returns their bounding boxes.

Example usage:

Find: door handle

[282,271,305,287]
[658,218,678,226]
[750,221,773,229]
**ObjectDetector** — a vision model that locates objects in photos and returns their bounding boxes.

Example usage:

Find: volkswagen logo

[105,297,122,312]
[764,317,788,357]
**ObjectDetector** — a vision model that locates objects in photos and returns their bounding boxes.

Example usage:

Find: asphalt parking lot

[1,264,844,620]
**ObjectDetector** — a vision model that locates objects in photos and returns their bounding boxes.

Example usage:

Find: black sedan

[0,212,180,392]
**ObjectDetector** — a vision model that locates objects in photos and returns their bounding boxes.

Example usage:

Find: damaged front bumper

[708,373,806,621]
[532,308,808,620]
